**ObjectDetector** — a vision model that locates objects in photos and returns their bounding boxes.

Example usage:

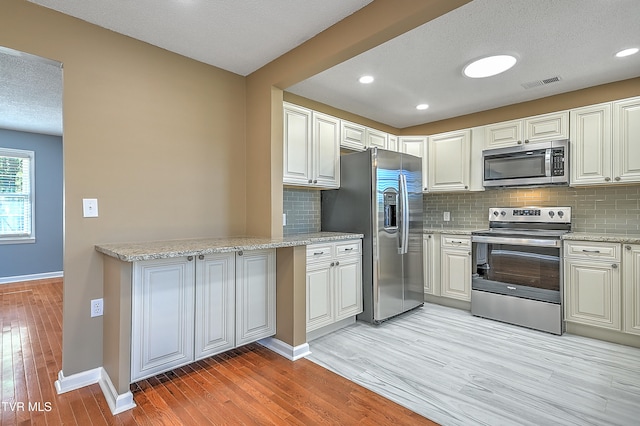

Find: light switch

[83,198,99,218]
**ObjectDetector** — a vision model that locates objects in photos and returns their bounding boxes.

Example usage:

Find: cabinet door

[428,130,470,192]
[440,248,471,301]
[334,256,363,321]
[423,235,435,295]
[235,249,276,346]
[366,128,387,149]
[564,259,621,330]
[484,119,522,148]
[524,111,569,143]
[131,258,195,382]
[306,262,334,331]
[387,134,398,152]
[623,244,640,335]
[613,98,640,184]
[341,121,366,151]
[312,112,340,188]
[194,253,235,360]
[283,103,312,185]
[399,136,428,192]
[570,103,612,186]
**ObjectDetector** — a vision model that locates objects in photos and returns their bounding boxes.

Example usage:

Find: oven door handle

[471,235,561,248]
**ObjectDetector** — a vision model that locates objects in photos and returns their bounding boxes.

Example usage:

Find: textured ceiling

[289,0,640,128]
[3,0,640,136]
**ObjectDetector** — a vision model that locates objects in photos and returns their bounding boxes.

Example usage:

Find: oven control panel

[488,207,571,223]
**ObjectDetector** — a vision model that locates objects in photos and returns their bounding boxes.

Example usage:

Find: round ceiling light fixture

[416,104,429,110]
[463,55,517,78]
[615,47,639,58]
[359,75,374,84]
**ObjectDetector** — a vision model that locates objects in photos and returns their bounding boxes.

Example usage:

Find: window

[0,148,35,244]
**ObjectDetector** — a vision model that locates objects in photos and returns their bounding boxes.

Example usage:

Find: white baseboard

[0,271,63,285]
[258,337,311,361]
[55,368,136,415]
[98,368,136,415]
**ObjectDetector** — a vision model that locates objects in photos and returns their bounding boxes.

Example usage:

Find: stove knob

[500,211,507,216]
[548,211,555,218]
[493,211,500,217]
[557,211,564,218]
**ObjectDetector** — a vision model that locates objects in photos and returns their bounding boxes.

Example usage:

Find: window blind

[0,148,34,239]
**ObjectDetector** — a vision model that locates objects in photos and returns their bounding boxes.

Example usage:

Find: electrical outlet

[443,211,451,222]
[91,298,103,317]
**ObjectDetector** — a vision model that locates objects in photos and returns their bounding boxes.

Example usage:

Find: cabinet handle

[612,264,618,269]
[313,251,324,255]
[627,245,632,251]
[238,251,243,256]
[187,256,194,261]
[582,249,600,253]
[198,255,204,260]
[452,241,464,244]
[615,177,621,181]
[343,248,353,252]
[604,177,611,182]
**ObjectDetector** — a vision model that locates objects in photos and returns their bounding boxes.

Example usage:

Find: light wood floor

[0,279,436,425]
[307,304,640,426]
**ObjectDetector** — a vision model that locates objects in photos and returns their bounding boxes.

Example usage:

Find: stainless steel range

[471,207,571,335]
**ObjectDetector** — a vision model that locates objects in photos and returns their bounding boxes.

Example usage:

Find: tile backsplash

[424,185,640,234]
[283,188,321,236]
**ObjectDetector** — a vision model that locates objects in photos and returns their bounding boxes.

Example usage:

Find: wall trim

[258,337,311,361]
[0,271,63,285]
[55,368,136,415]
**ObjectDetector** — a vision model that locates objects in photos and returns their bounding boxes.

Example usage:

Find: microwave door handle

[545,149,552,177]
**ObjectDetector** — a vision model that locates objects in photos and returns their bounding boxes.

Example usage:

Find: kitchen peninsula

[93,232,362,414]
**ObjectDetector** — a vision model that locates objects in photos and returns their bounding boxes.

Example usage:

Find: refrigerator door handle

[399,173,409,254]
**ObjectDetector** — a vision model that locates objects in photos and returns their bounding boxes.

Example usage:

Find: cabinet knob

[198,255,205,260]
[464,185,468,189]
[524,139,530,144]
[313,179,318,184]
[626,245,632,251]
[605,177,611,182]
[612,263,618,269]
[187,256,194,261]
[424,187,428,191]
[238,250,243,256]
[615,176,621,181]
[517,140,522,144]
[308,179,313,183]
[330,262,335,267]
[335,261,340,266]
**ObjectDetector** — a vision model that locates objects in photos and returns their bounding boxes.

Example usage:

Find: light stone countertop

[562,232,640,244]
[423,228,478,235]
[96,232,364,262]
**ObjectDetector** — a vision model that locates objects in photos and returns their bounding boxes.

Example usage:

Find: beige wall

[1,0,246,375]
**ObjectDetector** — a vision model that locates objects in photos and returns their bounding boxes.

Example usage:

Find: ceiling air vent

[521,76,562,89]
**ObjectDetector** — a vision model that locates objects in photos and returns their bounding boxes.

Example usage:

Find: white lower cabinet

[624,244,640,336]
[440,235,472,301]
[564,241,621,330]
[131,249,275,382]
[306,240,362,333]
[423,234,437,295]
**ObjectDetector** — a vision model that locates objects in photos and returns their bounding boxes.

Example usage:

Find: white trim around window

[0,147,35,244]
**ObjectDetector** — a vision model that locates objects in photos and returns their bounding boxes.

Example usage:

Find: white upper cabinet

[283,103,339,188]
[399,136,428,192]
[340,120,367,151]
[484,111,568,149]
[366,128,388,150]
[428,129,471,192]
[387,134,398,152]
[571,97,640,186]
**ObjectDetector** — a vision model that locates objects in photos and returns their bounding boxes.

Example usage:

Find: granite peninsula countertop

[562,232,640,244]
[96,232,364,262]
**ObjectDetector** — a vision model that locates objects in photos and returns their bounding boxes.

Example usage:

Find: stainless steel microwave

[482,139,569,187]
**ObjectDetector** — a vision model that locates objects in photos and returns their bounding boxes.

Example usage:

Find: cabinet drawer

[307,244,333,263]
[441,235,471,248]
[336,241,361,258]
[564,241,621,261]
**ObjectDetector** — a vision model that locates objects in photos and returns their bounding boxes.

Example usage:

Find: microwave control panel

[551,149,565,176]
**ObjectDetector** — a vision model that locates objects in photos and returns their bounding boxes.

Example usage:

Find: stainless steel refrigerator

[321,148,424,324]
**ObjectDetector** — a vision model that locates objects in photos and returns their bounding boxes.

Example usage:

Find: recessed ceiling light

[359,75,374,84]
[416,104,429,110]
[463,55,517,78]
[616,48,639,58]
